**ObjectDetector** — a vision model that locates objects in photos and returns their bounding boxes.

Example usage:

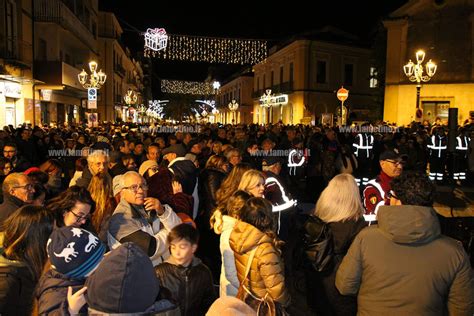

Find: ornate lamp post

[228,99,239,124]
[259,89,272,124]
[78,61,107,89]
[78,61,106,122]
[123,88,138,106]
[212,81,220,122]
[403,50,437,121]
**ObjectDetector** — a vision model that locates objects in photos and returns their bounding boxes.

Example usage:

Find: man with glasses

[0,173,35,224]
[362,149,403,220]
[3,142,31,172]
[76,150,109,188]
[108,171,181,266]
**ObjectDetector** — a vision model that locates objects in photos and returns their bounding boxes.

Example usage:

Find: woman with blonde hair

[87,168,115,243]
[237,169,265,198]
[302,173,366,315]
[215,163,252,207]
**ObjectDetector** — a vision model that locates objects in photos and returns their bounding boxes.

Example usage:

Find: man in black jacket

[0,173,34,224]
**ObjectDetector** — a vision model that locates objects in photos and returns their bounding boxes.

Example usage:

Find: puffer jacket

[154,256,216,316]
[229,221,290,307]
[336,205,474,316]
[36,269,86,315]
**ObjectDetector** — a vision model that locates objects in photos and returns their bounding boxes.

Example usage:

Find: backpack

[302,215,334,273]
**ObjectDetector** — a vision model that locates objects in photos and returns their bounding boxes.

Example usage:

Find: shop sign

[0,81,22,98]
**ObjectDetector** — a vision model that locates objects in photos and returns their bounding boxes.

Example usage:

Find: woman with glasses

[0,205,55,315]
[46,186,95,229]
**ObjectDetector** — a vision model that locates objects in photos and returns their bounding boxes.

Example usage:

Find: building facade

[98,11,144,123]
[0,0,34,127]
[252,32,379,125]
[217,74,253,124]
[33,0,100,126]
[383,0,474,125]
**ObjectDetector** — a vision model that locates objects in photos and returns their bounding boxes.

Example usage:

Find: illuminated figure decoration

[147,100,168,119]
[287,149,305,176]
[144,28,168,57]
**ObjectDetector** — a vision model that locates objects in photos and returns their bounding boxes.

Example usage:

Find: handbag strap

[243,246,258,281]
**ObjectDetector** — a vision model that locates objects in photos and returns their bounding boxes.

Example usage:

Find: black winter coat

[0,194,27,226]
[0,252,36,316]
[154,257,216,316]
[198,167,226,218]
[302,215,367,316]
[36,269,86,315]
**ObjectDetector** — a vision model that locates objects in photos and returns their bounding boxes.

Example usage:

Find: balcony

[0,37,33,69]
[114,64,125,77]
[34,61,84,90]
[34,0,97,52]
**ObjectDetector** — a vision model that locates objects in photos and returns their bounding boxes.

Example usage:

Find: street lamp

[259,89,272,124]
[78,61,107,89]
[403,50,437,120]
[228,99,239,124]
[124,88,138,105]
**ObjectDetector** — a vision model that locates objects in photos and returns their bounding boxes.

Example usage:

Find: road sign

[88,88,97,101]
[337,87,349,102]
[87,100,97,109]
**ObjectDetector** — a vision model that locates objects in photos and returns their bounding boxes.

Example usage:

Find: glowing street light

[403,50,437,121]
[78,61,107,89]
[228,99,239,124]
[124,89,138,105]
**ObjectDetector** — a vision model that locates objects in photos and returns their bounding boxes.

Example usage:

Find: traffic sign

[88,88,97,101]
[88,100,97,109]
[337,87,349,102]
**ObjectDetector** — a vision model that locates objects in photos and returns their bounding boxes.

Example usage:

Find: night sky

[99,0,409,84]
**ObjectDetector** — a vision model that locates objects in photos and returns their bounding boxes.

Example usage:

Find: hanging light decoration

[161,80,219,95]
[152,34,267,65]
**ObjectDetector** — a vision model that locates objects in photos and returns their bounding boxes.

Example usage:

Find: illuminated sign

[259,89,288,107]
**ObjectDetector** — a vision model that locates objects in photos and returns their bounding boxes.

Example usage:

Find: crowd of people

[0,119,473,316]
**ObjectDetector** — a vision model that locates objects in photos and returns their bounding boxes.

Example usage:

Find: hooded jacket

[229,221,290,307]
[86,242,178,315]
[36,269,85,315]
[154,256,216,316]
[336,205,474,316]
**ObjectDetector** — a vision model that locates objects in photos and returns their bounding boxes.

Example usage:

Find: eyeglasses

[385,159,403,166]
[387,190,399,200]
[123,184,148,193]
[3,150,15,154]
[70,210,91,223]
[149,166,159,172]
[13,184,34,191]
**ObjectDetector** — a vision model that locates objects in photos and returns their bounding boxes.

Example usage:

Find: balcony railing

[34,0,97,52]
[0,37,33,68]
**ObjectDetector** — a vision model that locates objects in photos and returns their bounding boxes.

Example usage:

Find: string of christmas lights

[150,34,267,65]
[161,80,217,95]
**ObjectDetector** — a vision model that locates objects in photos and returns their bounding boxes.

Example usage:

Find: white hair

[87,149,109,163]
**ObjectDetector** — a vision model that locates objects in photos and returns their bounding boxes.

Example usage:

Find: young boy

[155,223,216,316]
